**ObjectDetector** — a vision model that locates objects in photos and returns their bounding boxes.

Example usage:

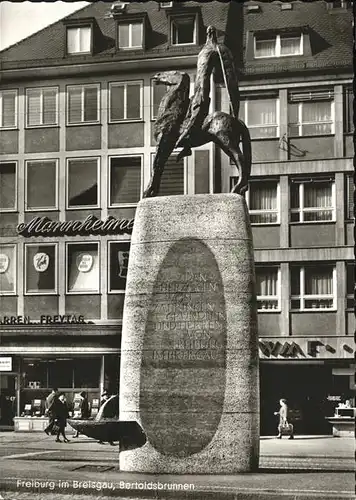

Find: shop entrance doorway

[0,375,16,428]
[260,362,332,436]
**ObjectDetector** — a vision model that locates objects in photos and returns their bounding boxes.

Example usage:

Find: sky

[0,1,90,51]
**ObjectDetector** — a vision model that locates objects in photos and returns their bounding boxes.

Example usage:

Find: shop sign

[33,252,49,272]
[76,254,93,273]
[17,215,134,237]
[327,395,342,402]
[0,357,12,371]
[0,253,9,273]
[259,340,354,358]
[0,315,86,325]
[118,250,129,278]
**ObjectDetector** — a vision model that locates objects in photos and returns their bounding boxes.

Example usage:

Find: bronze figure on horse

[143,26,251,198]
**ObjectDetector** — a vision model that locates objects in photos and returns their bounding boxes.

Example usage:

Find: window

[25,244,57,294]
[0,162,16,211]
[346,262,354,310]
[118,22,143,49]
[344,87,353,134]
[26,160,57,210]
[67,84,99,124]
[239,98,278,138]
[108,242,130,292]
[290,178,335,222]
[109,156,141,206]
[0,90,17,128]
[328,0,352,8]
[67,26,92,54]
[109,82,142,121]
[151,79,168,119]
[171,16,196,45]
[67,243,99,293]
[255,266,280,311]
[288,90,334,136]
[346,175,354,220]
[26,87,58,127]
[247,180,279,223]
[291,266,336,310]
[67,158,99,208]
[0,245,16,295]
[254,33,303,58]
[151,154,185,196]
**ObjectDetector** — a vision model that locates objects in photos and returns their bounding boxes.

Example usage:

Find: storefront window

[0,244,16,295]
[48,360,73,388]
[22,360,47,388]
[108,241,130,292]
[67,242,99,293]
[25,244,57,294]
[74,358,101,388]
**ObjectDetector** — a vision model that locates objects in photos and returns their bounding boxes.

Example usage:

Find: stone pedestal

[119,194,259,473]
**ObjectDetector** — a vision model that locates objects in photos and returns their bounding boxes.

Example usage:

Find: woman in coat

[55,393,70,443]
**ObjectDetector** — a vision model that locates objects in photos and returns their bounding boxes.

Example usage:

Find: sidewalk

[0,432,354,499]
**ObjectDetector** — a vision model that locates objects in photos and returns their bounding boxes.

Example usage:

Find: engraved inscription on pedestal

[140,238,227,457]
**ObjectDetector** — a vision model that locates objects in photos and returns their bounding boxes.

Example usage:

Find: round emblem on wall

[0,254,10,274]
[76,253,94,273]
[33,253,50,272]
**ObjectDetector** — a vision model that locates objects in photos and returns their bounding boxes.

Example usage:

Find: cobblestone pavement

[0,434,354,500]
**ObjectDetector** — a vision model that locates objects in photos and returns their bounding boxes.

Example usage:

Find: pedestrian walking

[55,393,70,443]
[73,391,90,438]
[274,398,294,439]
[44,388,59,436]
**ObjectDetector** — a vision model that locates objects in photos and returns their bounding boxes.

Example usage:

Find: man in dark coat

[44,388,59,436]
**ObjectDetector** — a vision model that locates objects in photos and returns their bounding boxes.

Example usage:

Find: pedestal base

[120,194,259,473]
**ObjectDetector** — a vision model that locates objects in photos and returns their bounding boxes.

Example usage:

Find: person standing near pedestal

[44,387,59,436]
[55,393,70,443]
[73,391,90,438]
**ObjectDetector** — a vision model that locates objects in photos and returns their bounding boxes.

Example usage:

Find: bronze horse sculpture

[143,26,251,198]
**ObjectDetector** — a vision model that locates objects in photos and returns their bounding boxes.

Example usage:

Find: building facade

[0,0,354,434]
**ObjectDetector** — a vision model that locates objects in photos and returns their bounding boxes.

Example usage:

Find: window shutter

[43,89,57,125]
[126,84,141,119]
[347,175,354,219]
[158,155,184,196]
[110,85,125,121]
[289,89,334,102]
[27,90,41,126]
[2,92,16,127]
[83,87,98,122]
[68,87,82,123]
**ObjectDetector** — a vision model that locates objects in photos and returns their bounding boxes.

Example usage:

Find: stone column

[119,194,259,473]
